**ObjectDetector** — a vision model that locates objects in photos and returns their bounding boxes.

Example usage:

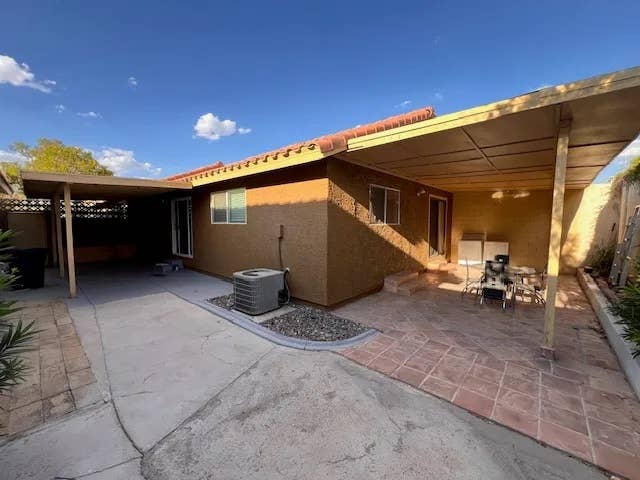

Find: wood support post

[53,193,64,278]
[542,121,571,358]
[63,184,76,298]
[49,203,57,267]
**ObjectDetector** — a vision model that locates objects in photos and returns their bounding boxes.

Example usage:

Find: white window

[171,197,193,258]
[211,188,247,224]
[369,185,400,225]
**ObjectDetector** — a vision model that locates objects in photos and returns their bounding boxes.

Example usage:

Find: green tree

[1,138,113,193]
[614,155,640,186]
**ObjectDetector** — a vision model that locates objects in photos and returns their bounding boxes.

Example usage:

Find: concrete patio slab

[67,267,274,452]
[143,347,606,480]
[81,458,144,479]
[335,270,640,480]
[0,266,617,479]
[0,403,139,480]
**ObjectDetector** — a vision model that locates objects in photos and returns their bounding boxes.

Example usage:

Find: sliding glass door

[171,197,193,257]
[429,196,447,257]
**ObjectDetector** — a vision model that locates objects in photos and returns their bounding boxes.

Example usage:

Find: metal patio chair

[514,268,547,305]
[460,258,483,300]
[480,260,508,309]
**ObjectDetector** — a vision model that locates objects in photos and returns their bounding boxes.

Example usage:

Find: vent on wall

[233,268,284,315]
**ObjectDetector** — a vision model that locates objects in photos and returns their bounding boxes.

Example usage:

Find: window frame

[210,188,247,225]
[369,184,401,226]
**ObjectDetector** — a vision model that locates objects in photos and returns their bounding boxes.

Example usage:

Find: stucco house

[16,65,640,355]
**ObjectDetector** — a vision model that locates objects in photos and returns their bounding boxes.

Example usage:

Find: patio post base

[538,346,556,360]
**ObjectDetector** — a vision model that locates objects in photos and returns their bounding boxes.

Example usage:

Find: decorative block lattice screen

[0,199,128,219]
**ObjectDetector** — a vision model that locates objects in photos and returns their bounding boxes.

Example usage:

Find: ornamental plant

[0,229,37,393]
[610,256,640,357]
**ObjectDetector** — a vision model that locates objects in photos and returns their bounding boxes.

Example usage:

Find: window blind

[228,189,246,224]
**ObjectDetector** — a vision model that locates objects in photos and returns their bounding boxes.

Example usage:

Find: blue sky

[1,1,639,180]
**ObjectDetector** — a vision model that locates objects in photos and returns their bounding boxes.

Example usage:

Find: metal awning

[21,171,192,200]
[338,67,640,191]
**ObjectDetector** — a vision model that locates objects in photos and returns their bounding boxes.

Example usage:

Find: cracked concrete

[0,403,140,480]
[0,267,609,479]
[143,348,606,480]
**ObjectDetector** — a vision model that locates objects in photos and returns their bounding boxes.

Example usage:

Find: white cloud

[128,76,137,87]
[77,111,101,119]
[0,55,55,93]
[193,112,250,140]
[94,147,162,178]
[615,137,640,168]
[0,150,27,165]
[433,92,444,101]
[395,100,412,109]
[55,104,66,113]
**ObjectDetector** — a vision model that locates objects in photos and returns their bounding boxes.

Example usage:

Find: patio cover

[339,67,640,191]
[22,171,191,200]
[20,171,192,299]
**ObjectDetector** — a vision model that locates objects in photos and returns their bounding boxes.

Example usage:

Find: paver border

[577,267,640,398]
[194,300,379,351]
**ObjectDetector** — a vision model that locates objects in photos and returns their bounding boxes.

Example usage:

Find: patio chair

[515,269,547,304]
[480,260,508,309]
[460,258,482,300]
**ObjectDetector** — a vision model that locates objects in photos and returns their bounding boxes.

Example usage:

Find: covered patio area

[20,171,193,298]
[335,269,640,478]
[334,66,640,359]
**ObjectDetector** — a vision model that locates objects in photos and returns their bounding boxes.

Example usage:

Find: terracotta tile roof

[166,106,435,182]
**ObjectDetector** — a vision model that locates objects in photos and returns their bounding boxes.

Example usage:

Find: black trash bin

[13,248,48,289]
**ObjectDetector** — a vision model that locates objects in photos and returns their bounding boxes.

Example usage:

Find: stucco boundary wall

[577,268,640,399]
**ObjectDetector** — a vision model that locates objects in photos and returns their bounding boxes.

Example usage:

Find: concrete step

[383,270,419,293]
[396,277,427,296]
[427,260,456,272]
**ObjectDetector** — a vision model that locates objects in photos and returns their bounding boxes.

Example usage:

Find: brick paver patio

[0,299,100,437]
[335,271,640,480]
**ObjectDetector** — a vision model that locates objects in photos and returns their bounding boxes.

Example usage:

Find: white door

[171,197,193,257]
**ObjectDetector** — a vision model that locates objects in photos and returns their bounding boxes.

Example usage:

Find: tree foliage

[614,155,640,186]
[1,138,113,193]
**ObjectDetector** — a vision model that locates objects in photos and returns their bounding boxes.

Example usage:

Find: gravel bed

[208,294,235,310]
[207,295,368,341]
[261,305,368,341]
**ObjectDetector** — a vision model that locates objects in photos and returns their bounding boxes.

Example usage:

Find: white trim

[171,196,194,258]
[369,184,401,225]
[428,194,448,258]
[210,188,247,225]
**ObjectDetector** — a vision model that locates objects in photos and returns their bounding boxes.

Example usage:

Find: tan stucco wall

[451,184,617,273]
[561,184,618,270]
[326,159,452,305]
[8,213,48,249]
[185,162,329,305]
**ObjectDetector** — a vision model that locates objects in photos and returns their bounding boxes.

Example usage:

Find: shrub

[0,230,37,393]
[588,243,616,278]
[610,257,640,357]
